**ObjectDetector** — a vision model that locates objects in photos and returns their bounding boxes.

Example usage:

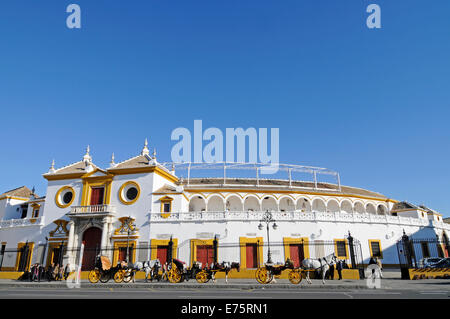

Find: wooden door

[289,244,304,268]
[246,244,258,268]
[90,187,105,206]
[157,246,168,265]
[196,245,214,267]
[81,227,102,270]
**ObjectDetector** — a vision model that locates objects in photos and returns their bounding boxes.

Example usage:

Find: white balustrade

[0,216,44,228]
[148,210,440,229]
[70,205,116,214]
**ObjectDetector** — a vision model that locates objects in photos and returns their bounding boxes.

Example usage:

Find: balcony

[0,216,44,229]
[69,205,116,216]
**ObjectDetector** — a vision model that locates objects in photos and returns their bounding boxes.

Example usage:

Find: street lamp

[258,211,277,264]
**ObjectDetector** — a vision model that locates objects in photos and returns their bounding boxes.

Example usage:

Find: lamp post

[258,211,278,264]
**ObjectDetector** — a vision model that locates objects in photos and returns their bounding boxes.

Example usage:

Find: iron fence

[396,233,450,279]
[0,237,365,280]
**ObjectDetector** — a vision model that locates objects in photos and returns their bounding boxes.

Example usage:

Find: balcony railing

[70,205,116,214]
[149,210,450,230]
[0,216,44,228]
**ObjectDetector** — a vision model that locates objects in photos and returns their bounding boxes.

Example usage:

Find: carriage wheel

[99,271,111,283]
[123,270,133,283]
[168,268,181,283]
[195,271,208,283]
[88,269,100,283]
[255,267,271,284]
[288,270,302,284]
[114,270,125,283]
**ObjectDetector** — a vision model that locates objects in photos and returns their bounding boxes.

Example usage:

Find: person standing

[376,257,383,279]
[329,262,335,280]
[336,260,343,280]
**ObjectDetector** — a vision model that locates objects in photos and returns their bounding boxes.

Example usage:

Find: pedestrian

[329,262,335,280]
[376,257,383,279]
[369,257,377,279]
[64,264,70,280]
[47,263,55,281]
[31,263,39,282]
[336,260,343,280]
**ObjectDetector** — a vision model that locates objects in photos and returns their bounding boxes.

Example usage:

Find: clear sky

[0,1,449,216]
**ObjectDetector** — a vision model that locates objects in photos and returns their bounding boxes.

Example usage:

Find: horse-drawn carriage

[255,253,338,285]
[165,259,202,283]
[195,262,240,283]
[255,258,302,284]
[88,256,130,283]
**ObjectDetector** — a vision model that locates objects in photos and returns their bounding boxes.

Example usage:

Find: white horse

[302,253,337,284]
[129,259,161,282]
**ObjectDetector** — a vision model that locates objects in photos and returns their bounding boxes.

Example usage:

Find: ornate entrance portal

[81,227,102,270]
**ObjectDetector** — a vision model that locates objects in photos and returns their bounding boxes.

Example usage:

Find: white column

[66,221,75,266]
[100,217,108,253]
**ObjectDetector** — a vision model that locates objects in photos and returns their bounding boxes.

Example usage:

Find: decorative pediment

[114,217,139,236]
[160,196,174,202]
[49,219,69,238]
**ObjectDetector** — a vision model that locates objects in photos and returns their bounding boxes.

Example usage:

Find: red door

[289,244,304,268]
[246,244,258,268]
[90,187,104,205]
[157,246,169,265]
[81,227,102,270]
[196,245,214,267]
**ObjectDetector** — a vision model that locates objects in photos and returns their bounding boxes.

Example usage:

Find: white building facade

[0,142,449,274]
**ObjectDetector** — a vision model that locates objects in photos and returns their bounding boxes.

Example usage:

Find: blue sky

[0,1,449,216]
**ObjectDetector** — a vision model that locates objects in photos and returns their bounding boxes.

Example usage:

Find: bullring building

[0,141,448,277]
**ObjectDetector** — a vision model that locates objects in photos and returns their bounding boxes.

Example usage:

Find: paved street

[0,273,448,299]
[0,286,448,299]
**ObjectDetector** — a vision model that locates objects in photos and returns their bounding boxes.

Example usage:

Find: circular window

[63,191,73,205]
[55,186,75,208]
[119,182,140,205]
[126,187,138,201]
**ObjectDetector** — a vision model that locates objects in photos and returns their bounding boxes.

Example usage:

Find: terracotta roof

[110,155,152,170]
[181,178,388,199]
[46,161,98,176]
[0,186,38,199]
[153,185,178,194]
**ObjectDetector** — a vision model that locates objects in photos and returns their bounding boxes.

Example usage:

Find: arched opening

[225,195,243,211]
[261,196,278,211]
[279,197,295,212]
[366,203,376,215]
[207,195,225,212]
[341,200,353,214]
[189,196,206,212]
[377,205,387,215]
[326,199,340,213]
[354,202,365,214]
[312,198,326,213]
[244,196,260,212]
[81,227,102,270]
[296,198,311,212]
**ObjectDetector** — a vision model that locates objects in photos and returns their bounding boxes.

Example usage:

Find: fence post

[347,232,356,269]
[168,236,173,265]
[213,235,218,264]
